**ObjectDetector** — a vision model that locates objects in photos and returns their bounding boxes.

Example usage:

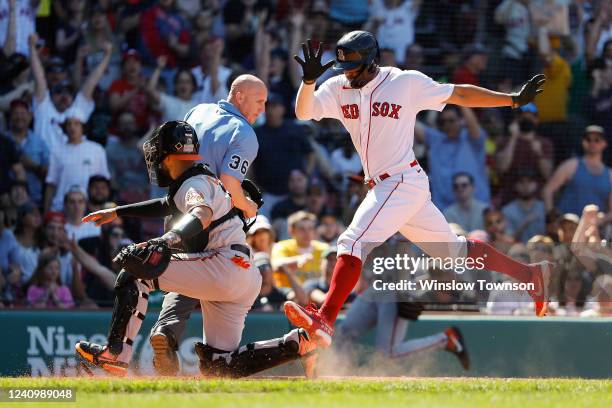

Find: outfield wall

[3,310,611,378]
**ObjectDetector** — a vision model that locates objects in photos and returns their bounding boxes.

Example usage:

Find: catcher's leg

[194,329,317,378]
[149,292,199,376]
[75,271,151,376]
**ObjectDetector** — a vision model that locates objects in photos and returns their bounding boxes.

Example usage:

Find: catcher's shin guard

[194,329,309,378]
[106,271,151,362]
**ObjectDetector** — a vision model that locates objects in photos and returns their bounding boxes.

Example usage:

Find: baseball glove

[396,301,425,321]
[242,178,264,209]
[113,239,171,280]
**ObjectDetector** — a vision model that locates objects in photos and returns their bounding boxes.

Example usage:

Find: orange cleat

[444,326,470,370]
[527,261,553,317]
[284,302,333,348]
[75,341,128,376]
[296,329,319,379]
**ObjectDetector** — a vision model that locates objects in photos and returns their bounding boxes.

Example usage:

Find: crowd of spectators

[0,0,610,316]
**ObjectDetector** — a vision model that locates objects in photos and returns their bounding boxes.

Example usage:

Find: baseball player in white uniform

[283,31,552,348]
[75,121,316,377]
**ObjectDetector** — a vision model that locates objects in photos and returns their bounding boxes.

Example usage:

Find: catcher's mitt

[396,301,425,321]
[241,178,264,209]
[113,239,171,280]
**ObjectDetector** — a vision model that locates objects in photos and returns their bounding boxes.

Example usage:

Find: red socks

[320,254,362,324]
[467,239,531,283]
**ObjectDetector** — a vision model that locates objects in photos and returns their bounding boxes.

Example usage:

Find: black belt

[230,244,250,257]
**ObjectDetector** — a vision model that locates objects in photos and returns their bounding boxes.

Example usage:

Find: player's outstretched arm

[445,74,546,108]
[82,198,173,226]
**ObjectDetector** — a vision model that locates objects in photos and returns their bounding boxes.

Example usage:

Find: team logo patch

[337,49,345,61]
[185,188,206,207]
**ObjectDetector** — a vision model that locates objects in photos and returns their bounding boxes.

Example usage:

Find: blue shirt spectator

[421,107,490,209]
[8,100,49,204]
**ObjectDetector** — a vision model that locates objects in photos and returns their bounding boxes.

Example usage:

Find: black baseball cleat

[75,341,128,376]
[297,329,319,379]
[150,332,180,376]
[444,326,470,370]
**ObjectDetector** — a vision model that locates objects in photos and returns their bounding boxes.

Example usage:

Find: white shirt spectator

[0,0,36,56]
[191,65,232,104]
[32,91,95,154]
[330,147,362,192]
[494,0,531,59]
[45,139,110,211]
[370,0,419,63]
[159,93,199,122]
[65,222,101,242]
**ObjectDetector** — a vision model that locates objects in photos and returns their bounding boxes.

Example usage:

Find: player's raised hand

[82,208,117,226]
[294,40,334,84]
[512,74,546,108]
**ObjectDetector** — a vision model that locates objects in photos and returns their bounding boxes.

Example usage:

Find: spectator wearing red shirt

[452,44,489,87]
[138,0,191,68]
[108,49,154,133]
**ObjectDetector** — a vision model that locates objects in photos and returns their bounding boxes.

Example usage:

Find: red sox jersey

[309,66,454,180]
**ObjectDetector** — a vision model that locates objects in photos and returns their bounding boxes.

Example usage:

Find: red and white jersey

[310,66,454,180]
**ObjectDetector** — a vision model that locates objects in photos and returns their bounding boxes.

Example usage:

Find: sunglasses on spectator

[111,230,124,238]
[453,182,471,190]
[486,218,503,226]
[439,118,457,124]
[584,137,604,144]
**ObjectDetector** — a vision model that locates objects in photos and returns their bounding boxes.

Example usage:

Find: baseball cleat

[297,329,319,379]
[444,326,470,370]
[284,301,333,348]
[150,332,180,376]
[527,261,553,317]
[75,341,128,376]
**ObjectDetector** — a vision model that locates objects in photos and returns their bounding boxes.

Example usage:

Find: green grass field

[1,377,611,408]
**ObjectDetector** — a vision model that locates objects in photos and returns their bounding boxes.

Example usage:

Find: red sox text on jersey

[341,102,402,119]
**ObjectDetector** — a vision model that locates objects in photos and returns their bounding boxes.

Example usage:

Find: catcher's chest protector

[165,164,236,252]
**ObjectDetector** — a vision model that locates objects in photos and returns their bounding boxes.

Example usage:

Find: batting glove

[511,74,546,108]
[294,40,334,85]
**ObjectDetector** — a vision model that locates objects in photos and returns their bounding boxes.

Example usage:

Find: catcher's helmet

[334,30,380,72]
[143,120,202,186]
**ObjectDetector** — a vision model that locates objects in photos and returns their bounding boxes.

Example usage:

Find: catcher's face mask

[143,135,173,187]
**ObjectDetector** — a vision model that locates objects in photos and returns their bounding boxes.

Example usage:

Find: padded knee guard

[107,271,150,355]
[194,332,301,378]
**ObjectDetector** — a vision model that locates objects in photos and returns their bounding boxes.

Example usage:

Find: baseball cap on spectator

[519,103,538,114]
[584,125,605,137]
[88,174,111,188]
[248,215,273,235]
[64,185,88,202]
[322,246,337,259]
[560,213,580,225]
[122,49,141,64]
[9,99,29,113]
[50,79,74,95]
[44,211,65,225]
[46,56,67,73]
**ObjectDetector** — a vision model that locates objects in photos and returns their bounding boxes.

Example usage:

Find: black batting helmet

[334,31,380,72]
[143,120,201,186]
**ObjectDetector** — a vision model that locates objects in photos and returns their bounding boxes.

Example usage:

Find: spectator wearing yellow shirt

[534,28,575,164]
[271,211,329,288]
